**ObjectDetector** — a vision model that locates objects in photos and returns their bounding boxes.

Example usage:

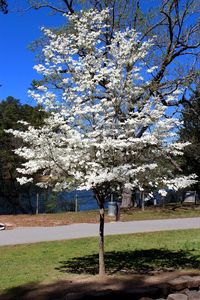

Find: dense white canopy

[8,9,196,196]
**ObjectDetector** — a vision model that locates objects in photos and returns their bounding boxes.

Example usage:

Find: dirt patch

[0,270,199,300]
[0,212,100,229]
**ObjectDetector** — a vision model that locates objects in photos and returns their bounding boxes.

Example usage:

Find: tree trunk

[92,187,106,276]
[121,187,132,208]
[99,205,106,276]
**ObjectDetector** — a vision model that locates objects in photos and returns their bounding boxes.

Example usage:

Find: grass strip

[0,228,200,290]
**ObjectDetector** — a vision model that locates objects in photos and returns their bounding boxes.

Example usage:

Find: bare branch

[62,0,74,14]
[17,4,67,14]
[166,154,183,172]
[160,7,174,44]
[0,0,8,13]
[133,0,140,30]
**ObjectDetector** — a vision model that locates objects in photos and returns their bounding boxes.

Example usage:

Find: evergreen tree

[180,88,200,192]
[0,96,46,213]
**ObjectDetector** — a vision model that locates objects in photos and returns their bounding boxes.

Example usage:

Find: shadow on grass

[57,248,200,275]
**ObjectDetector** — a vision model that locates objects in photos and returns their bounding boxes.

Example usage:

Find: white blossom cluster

[8,9,196,195]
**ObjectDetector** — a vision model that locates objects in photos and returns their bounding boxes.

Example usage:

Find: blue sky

[0,8,65,105]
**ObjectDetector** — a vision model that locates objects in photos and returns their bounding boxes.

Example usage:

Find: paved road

[0,217,199,246]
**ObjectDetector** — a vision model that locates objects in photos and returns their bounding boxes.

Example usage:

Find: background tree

[0,96,46,213]
[0,0,8,13]
[179,87,200,193]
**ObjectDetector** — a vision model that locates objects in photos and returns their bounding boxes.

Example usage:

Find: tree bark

[99,205,106,276]
[92,186,106,276]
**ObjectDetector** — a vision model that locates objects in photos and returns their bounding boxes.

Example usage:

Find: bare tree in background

[0,0,8,13]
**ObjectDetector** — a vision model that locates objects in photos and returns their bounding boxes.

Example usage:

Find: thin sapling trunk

[99,204,105,276]
[93,187,106,276]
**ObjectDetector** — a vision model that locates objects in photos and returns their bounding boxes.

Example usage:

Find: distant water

[0,189,108,214]
[59,190,99,211]
[58,190,109,211]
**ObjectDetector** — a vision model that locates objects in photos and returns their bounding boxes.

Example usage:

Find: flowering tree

[8,9,196,275]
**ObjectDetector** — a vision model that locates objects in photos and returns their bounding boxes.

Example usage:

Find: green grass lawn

[119,205,200,221]
[0,229,200,291]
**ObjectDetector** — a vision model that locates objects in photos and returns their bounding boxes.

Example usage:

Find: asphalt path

[0,217,199,246]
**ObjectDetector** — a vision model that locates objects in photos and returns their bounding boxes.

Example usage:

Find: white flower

[37,85,47,92]
[17,177,33,185]
[158,189,167,197]
[147,66,158,73]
